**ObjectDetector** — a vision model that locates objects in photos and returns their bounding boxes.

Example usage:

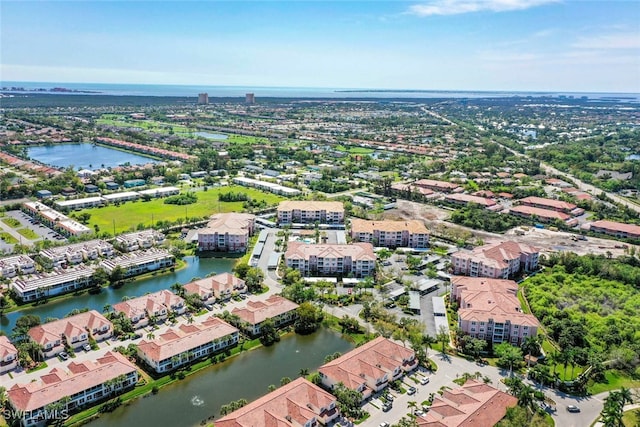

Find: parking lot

[0,209,68,249]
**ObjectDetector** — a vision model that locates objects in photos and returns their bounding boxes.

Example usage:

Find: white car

[420,377,430,385]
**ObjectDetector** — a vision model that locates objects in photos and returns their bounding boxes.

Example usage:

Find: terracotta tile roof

[7,352,137,412]
[413,179,462,191]
[417,379,517,427]
[509,205,570,221]
[200,212,255,235]
[112,290,185,319]
[285,242,376,262]
[216,378,337,427]
[184,273,246,298]
[590,220,640,237]
[351,219,429,235]
[453,241,538,270]
[137,317,238,362]
[519,196,576,212]
[28,310,112,347]
[0,335,18,359]
[445,193,496,207]
[232,295,299,326]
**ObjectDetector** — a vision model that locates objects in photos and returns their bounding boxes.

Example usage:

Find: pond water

[89,328,353,427]
[626,154,640,161]
[0,256,236,334]
[27,143,158,170]
[194,132,228,140]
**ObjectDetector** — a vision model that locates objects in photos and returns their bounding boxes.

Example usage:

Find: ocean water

[2,81,639,101]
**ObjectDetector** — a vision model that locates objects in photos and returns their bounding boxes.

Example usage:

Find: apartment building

[39,240,115,268]
[183,272,247,304]
[99,249,175,278]
[451,276,540,346]
[27,310,113,358]
[0,255,36,278]
[11,266,97,302]
[21,201,91,237]
[277,200,344,225]
[452,241,539,279]
[416,379,517,427]
[55,196,105,211]
[350,219,430,249]
[318,337,418,401]
[136,317,238,373]
[508,205,575,225]
[589,220,640,239]
[197,213,256,252]
[518,196,583,216]
[285,242,376,278]
[112,290,186,329]
[7,352,138,427]
[444,193,498,209]
[114,229,165,252]
[0,335,18,374]
[231,295,299,337]
[413,179,463,193]
[216,378,340,427]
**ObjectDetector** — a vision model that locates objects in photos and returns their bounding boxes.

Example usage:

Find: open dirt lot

[386,200,639,258]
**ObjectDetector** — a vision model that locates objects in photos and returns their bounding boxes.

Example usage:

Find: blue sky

[1,1,639,92]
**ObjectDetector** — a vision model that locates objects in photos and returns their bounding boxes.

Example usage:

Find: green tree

[333,383,364,419]
[494,342,523,376]
[294,302,323,334]
[259,318,280,346]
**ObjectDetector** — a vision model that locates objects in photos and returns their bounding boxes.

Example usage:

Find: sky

[1,0,639,92]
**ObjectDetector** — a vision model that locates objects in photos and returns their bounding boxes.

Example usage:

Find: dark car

[382,402,392,412]
[566,405,580,413]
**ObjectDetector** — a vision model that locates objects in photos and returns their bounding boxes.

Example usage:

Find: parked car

[566,405,581,413]
[415,410,425,416]
[380,423,390,427]
[382,402,392,412]
[83,343,91,352]
[59,352,69,360]
[407,386,417,395]
[420,377,430,385]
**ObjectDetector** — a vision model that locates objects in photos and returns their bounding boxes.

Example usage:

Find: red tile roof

[232,295,299,326]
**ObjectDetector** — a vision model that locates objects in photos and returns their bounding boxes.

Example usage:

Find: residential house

[39,240,114,268]
[114,229,165,252]
[27,310,113,358]
[285,242,376,278]
[215,378,340,427]
[183,273,247,304]
[231,295,299,337]
[112,290,186,329]
[0,336,18,374]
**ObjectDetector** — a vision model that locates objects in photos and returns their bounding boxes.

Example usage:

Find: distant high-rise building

[245,93,255,104]
[197,93,209,105]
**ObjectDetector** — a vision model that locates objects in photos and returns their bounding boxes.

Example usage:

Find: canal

[26,143,158,170]
[89,328,353,427]
[0,256,236,334]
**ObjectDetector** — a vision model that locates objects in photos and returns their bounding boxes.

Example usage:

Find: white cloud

[572,32,640,50]
[408,0,558,16]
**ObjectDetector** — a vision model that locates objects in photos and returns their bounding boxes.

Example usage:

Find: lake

[0,256,236,334]
[89,328,353,427]
[194,132,228,140]
[27,143,158,170]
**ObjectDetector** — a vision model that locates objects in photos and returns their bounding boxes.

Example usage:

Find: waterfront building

[416,379,517,427]
[99,248,174,278]
[11,266,96,302]
[451,241,539,279]
[216,378,340,427]
[27,310,112,358]
[183,272,247,304]
[7,352,138,427]
[318,336,418,401]
[197,212,255,252]
[112,290,186,329]
[231,295,299,337]
[114,229,165,252]
[451,276,540,346]
[285,242,376,278]
[0,336,18,374]
[0,255,36,278]
[350,219,430,248]
[588,220,640,239]
[39,240,115,268]
[277,200,344,224]
[136,317,238,373]
[198,93,209,104]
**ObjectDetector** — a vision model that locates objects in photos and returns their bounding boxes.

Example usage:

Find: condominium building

[11,266,97,302]
[183,273,247,304]
[28,310,113,358]
[451,276,540,346]
[413,179,463,193]
[285,242,376,278]
[416,379,517,427]
[318,337,418,401]
[444,193,498,209]
[0,255,36,278]
[508,205,575,224]
[197,213,256,252]
[7,352,138,427]
[216,378,340,427]
[39,240,115,268]
[0,335,18,374]
[99,249,175,278]
[54,196,105,211]
[350,219,430,249]
[451,241,539,279]
[112,290,186,329]
[518,196,583,216]
[114,229,165,252]
[277,200,344,224]
[231,295,299,336]
[589,220,640,239]
[136,317,238,373]
[22,201,91,237]
[232,177,301,197]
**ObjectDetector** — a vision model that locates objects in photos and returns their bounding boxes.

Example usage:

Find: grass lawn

[588,370,640,395]
[227,134,270,145]
[96,117,192,135]
[623,408,640,427]
[79,186,285,235]
[2,217,21,228]
[335,144,375,155]
[0,232,18,244]
[17,227,39,240]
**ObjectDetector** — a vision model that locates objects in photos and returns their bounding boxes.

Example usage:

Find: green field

[335,145,375,155]
[0,232,18,244]
[588,370,640,395]
[96,116,192,135]
[79,186,285,235]
[227,134,270,145]
[17,228,39,240]
[2,217,22,228]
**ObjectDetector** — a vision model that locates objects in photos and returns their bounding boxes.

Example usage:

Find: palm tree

[146,332,155,340]
[423,334,436,359]
[407,401,418,415]
[299,368,309,377]
[103,304,112,314]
